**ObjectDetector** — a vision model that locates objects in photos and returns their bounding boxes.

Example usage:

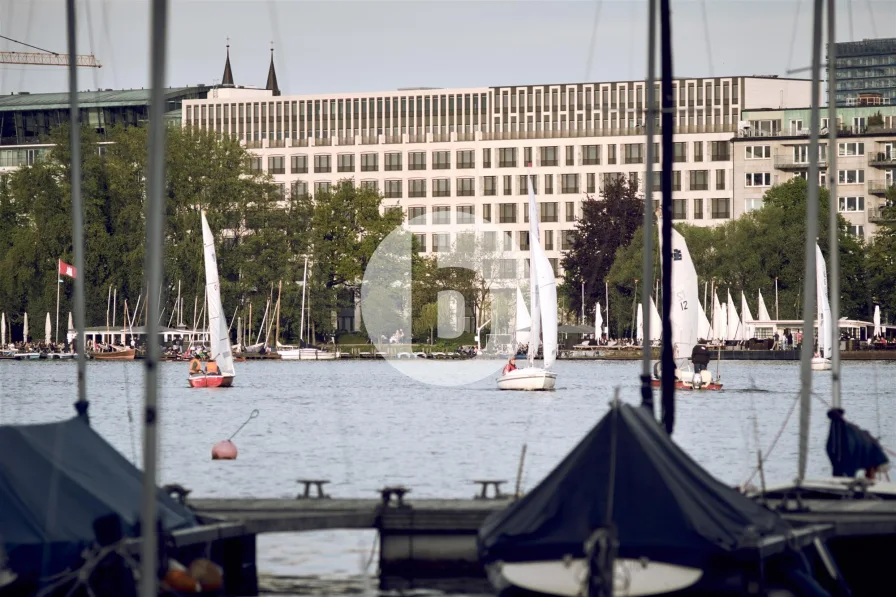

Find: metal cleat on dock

[296,479,331,499]
[473,479,509,500]
[379,485,411,508]
[162,483,192,505]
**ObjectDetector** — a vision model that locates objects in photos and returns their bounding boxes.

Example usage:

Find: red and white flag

[58,260,77,279]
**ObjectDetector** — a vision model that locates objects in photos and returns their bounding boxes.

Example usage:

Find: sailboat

[188,211,236,388]
[811,243,833,371]
[650,211,722,391]
[741,291,755,339]
[497,173,557,391]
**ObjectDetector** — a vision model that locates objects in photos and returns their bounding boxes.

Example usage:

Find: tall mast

[275,280,282,349]
[300,255,308,344]
[827,0,841,409]
[140,0,170,594]
[66,0,88,421]
[640,0,657,412]
[797,0,825,484]
[659,0,675,434]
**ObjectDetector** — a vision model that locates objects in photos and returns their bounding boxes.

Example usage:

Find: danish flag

[58,260,77,279]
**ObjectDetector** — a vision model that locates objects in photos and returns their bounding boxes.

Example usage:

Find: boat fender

[211,440,238,460]
[692,372,702,389]
[652,361,661,380]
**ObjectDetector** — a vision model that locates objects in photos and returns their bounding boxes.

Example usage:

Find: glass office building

[829,38,896,106]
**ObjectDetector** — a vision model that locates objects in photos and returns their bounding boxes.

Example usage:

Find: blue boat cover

[0,417,197,580]
[826,408,889,478]
[478,403,791,569]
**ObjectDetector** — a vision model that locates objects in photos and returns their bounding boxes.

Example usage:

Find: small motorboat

[89,348,136,360]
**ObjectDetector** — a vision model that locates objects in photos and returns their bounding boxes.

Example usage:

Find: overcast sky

[0,0,892,96]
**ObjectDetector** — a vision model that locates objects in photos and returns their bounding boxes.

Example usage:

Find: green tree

[561,177,644,320]
[414,302,439,345]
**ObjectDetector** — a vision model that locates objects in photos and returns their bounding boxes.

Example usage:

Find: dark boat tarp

[826,408,889,478]
[478,403,791,570]
[0,417,197,580]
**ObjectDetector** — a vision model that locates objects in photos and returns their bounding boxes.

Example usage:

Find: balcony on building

[868,181,895,196]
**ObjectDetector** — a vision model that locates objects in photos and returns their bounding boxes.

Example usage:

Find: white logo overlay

[361,221,529,386]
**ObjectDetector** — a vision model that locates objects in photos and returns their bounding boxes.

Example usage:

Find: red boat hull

[651,378,723,391]
[188,375,234,388]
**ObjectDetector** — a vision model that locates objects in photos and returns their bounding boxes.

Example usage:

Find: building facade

[733,105,896,236]
[829,37,896,106]
[183,76,813,275]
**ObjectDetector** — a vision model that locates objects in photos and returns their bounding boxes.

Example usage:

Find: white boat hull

[489,558,703,597]
[811,357,832,371]
[497,367,557,391]
[279,348,338,360]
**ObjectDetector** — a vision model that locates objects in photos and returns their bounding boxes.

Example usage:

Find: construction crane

[0,34,101,68]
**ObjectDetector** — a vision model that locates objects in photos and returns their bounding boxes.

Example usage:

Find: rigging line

[82,0,101,93]
[847,0,854,41]
[583,0,603,81]
[0,33,57,54]
[266,0,288,91]
[742,392,800,487]
[627,0,636,79]
[785,0,805,75]
[15,0,35,93]
[862,0,878,39]
[100,0,118,87]
[0,1,17,95]
[698,0,714,78]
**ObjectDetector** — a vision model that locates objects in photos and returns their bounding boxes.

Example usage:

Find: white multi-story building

[183,57,813,278]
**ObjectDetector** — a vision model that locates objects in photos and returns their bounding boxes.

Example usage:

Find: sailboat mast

[66,0,88,418]
[797,0,824,484]
[300,255,308,345]
[140,0,169,592]
[275,280,282,349]
[827,0,841,409]
[639,0,657,411]
[659,0,675,434]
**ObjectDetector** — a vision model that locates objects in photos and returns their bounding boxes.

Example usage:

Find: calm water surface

[2,358,895,593]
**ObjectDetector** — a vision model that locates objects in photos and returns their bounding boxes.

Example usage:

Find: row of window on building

[250,141,734,175]
[283,168,730,201]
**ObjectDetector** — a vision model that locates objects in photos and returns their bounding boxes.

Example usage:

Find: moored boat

[89,347,135,360]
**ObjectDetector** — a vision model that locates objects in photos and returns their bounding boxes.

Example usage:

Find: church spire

[265,42,280,96]
[221,38,235,87]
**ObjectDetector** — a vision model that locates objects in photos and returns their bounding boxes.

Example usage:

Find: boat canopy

[478,403,791,570]
[0,417,197,580]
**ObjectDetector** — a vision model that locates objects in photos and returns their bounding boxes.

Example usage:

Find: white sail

[1,313,5,346]
[757,289,772,321]
[874,305,882,338]
[816,244,833,358]
[200,211,235,377]
[727,290,742,341]
[515,287,531,345]
[657,213,700,360]
[527,174,558,369]
[636,303,644,343]
[649,297,662,342]
[697,299,711,340]
[45,313,51,344]
[594,302,603,340]
[741,291,755,339]
[712,292,725,341]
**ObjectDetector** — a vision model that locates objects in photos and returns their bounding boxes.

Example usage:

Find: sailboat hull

[497,367,557,391]
[188,374,234,388]
[486,558,703,597]
[650,378,723,391]
[811,357,832,371]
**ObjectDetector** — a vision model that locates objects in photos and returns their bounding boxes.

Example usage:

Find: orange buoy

[162,568,200,593]
[189,558,224,591]
[211,439,237,460]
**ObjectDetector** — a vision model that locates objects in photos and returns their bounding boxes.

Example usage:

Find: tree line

[561,176,896,339]
[0,124,496,346]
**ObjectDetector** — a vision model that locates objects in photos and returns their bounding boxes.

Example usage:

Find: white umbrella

[594,302,603,339]
[68,311,73,330]
[23,312,28,342]
[45,312,51,344]
[1,312,5,347]
[874,305,882,338]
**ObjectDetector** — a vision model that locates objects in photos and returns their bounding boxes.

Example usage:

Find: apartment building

[183,70,812,276]
[733,104,896,237]
[829,37,896,106]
